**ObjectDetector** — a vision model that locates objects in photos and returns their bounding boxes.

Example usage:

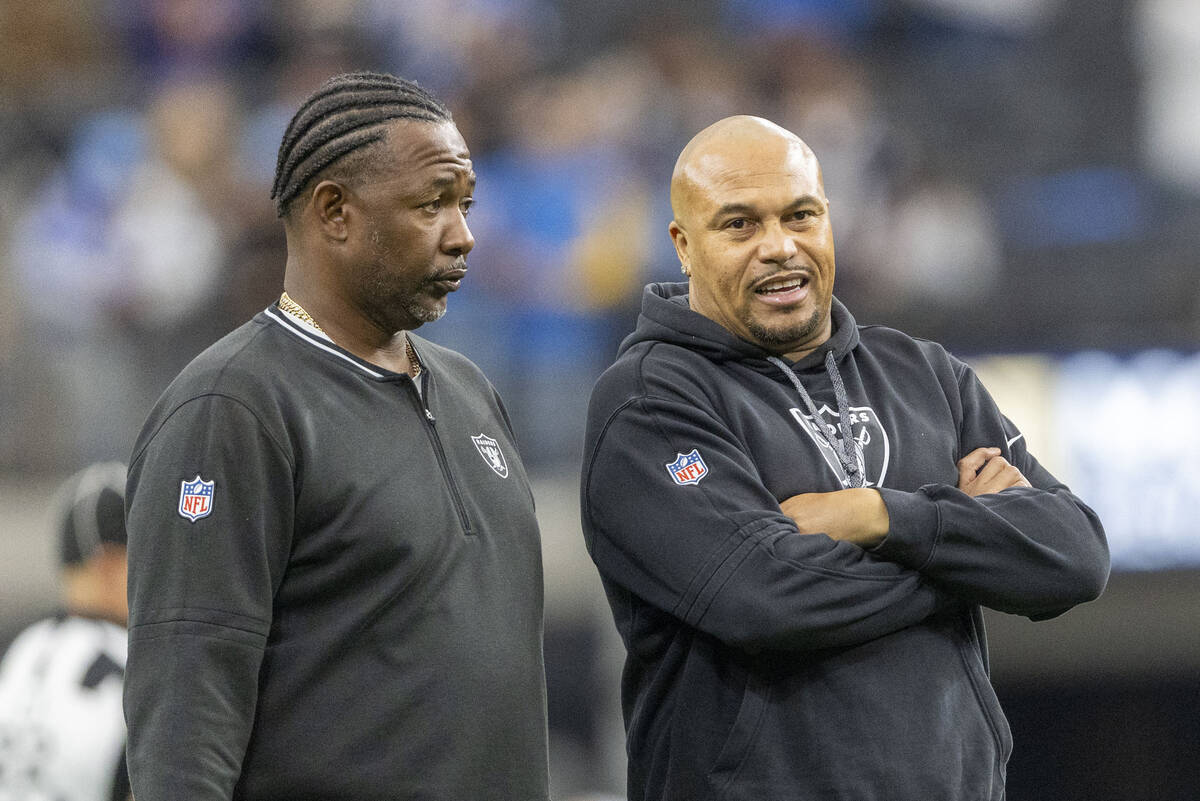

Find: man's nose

[757,220,798,264]
[442,208,475,256]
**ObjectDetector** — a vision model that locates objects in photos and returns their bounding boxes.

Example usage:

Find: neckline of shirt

[264,306,427,382]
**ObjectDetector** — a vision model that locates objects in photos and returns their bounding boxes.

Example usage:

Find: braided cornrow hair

[271,71,452,217]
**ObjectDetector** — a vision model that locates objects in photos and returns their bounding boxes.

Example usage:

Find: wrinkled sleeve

[124,394,294,800]
[874,363,1110,620]
[582,393,946,653]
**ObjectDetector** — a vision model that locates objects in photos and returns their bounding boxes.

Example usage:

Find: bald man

[580,116,1108,801]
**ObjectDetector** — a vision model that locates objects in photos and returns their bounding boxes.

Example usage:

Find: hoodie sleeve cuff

[870,487,942,570]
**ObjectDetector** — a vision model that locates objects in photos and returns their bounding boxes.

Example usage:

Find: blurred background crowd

[0,0,1198,798]
[3,0,1200,472]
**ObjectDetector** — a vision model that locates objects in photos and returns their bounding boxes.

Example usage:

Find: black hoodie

[581,282,1108,801]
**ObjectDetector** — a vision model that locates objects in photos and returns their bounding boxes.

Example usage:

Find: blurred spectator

[427,50,662,463]
[0,462,129,801]
[903,0,1060,32]
[6,112,148,468]
[0,0,127,122]
[108,76,234,329]
[105,0,273,82]
[639,26,760,147]
[9,112,145,336]
[1134,0,1200,191]
[720,0,877,42]
[771,33,893,313]
[5,76,251,470]
[871,170,1002,307]
[358,0,560,96]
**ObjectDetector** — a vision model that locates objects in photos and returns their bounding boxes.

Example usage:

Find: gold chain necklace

[278,291,320,329]
[278,291,421,378]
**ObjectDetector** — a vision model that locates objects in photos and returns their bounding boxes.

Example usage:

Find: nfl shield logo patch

[666,449,708,486]
[178,475,215,522]
[471,433,509,478]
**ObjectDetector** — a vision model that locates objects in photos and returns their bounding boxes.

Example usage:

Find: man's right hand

[956,447,1031,497]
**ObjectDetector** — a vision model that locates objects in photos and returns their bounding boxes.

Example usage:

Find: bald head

[670,116,823,228]
[666,115,837,362]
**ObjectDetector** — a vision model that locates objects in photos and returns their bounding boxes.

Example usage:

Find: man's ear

[311,180,350,242]
[668,220,691,275]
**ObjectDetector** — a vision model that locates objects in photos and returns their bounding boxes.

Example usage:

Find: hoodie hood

[618,281,861,375]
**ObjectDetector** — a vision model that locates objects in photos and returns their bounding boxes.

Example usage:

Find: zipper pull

[424,407,436,424]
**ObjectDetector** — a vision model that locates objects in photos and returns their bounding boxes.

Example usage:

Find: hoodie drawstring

[768,351,865,488]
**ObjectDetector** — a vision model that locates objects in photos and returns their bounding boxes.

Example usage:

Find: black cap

[57,462,128,567]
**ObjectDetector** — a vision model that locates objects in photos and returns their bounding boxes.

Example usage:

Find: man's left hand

[957,447,1032,497]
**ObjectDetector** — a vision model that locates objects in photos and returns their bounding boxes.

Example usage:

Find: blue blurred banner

[973,349,1200,571]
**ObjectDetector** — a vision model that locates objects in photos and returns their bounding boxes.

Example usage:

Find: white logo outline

[788,404,890,488]
[178,475,215,522]
[471,433,509,478]
[666,448,709,486]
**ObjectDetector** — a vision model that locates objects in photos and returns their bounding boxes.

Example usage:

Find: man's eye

[460,199,474,217]
[728,219,747,230]
[423,198,442,212]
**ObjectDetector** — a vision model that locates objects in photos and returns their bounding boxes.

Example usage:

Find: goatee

[747,307,823,351]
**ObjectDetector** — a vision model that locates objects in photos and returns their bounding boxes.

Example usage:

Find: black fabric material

[124,308,549,800]
[110,749,130,801]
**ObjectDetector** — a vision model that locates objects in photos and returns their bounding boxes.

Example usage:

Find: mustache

[429,257,468,281]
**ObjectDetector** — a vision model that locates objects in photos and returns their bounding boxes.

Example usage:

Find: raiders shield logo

[471,433,509,478]
[789,405,890,488]
[178,475,215,522]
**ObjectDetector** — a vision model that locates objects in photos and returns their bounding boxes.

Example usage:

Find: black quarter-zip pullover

[125,306,549,800]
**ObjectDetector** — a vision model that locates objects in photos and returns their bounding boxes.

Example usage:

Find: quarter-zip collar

[264,305,427,385]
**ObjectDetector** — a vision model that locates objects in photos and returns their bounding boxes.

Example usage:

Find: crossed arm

[781,447,1031,546]
[780,444,1106,619]
[584,372,1107,651]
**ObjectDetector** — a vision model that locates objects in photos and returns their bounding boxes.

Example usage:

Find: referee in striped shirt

[0,462,131,801]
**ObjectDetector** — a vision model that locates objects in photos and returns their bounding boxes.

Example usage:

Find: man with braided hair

[124,72,550,799]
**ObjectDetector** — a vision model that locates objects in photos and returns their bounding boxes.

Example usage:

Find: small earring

[681,264,691,276]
